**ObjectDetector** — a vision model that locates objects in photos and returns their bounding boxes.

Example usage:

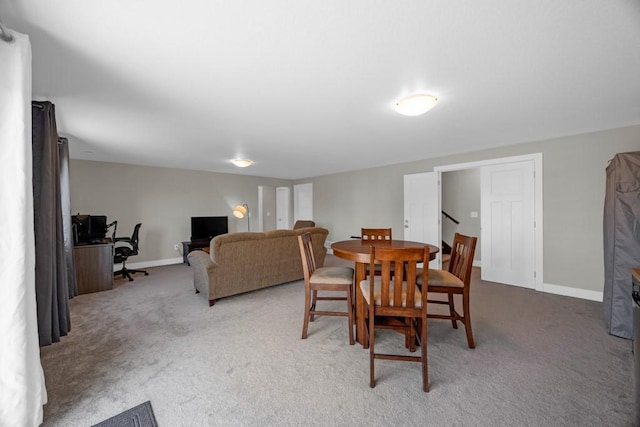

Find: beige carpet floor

[39,256,634,426]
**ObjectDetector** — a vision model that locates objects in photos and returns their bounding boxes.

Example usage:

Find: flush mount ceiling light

[394,93,439,116]
[231,159,253,168]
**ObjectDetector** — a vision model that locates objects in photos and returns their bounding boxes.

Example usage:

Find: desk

[331,239,439,346]
[74,243,114,295]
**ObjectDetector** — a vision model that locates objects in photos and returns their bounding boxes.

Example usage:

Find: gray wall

[305,124,640,293]
[70,125,640,293]
[442,169,482,262]
[69,161,292,263]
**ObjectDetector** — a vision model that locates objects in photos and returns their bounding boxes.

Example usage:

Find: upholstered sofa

[187,227,329,306]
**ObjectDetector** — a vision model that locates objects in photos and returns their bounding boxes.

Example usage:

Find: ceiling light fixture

[394,93,438,116]
[231,159,253,168]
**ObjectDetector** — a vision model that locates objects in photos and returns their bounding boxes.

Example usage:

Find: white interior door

[404,172,441,268]
[293,183,313,222]
[276,187,290,229]
[481,160,535,288]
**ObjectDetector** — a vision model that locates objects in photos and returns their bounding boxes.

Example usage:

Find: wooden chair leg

[310,290,318,322]
[302,287,311,339]
[369,309,376,388]
[347,285,354,345]
[362,305,370,349]
[408,318,416,352]
[448,293,458,329]
[421,316,429,392]
[463,291,475,349]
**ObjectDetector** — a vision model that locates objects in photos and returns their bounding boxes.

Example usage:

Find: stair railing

[442,210,460,225]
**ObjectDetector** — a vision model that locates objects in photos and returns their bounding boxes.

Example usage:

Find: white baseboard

[473,260,601,302]
[325,241,334,255]
[121,257,604,303]
[114,257,183,272]
[542,282,603,302]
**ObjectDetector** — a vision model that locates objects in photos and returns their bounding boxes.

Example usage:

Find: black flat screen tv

[191,216,228,242]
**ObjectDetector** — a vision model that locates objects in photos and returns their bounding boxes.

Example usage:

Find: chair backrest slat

[369,246,428,309]
[447,233,477,286]
[361,228,392,241]
[381,260,391,306]
[297,233,317,281]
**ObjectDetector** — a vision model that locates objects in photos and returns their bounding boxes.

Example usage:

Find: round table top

[331,239,439,264]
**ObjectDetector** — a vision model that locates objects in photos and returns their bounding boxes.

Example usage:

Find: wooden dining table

[331,239,439,347]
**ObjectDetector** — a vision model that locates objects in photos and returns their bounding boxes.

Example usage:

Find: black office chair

[113,223,149,281]
[106,220,118,241]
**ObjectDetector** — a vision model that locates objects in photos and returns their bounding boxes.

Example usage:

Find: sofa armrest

[187,250,218,297]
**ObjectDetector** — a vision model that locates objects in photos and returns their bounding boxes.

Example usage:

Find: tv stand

[182,240,210,265]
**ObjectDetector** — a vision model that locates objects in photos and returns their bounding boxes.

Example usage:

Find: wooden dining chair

[361,245,430,392]
[418,233,477,348]
[361,228,392,241]
[361,228,393,277]
[297,233,355,344]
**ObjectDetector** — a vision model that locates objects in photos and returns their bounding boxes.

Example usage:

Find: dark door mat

[92,401,158,427]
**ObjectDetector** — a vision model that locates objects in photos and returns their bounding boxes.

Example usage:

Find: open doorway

[434,153,543,291]
[293,183,313,223]
[441,169,481,268]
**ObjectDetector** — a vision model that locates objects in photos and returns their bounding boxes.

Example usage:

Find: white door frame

[434,153,543,292]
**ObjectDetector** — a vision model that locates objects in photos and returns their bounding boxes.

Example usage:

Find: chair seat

[360,277,423,308]
[417,269,464,289]
[311,266,354,285]
[115,247,134,257]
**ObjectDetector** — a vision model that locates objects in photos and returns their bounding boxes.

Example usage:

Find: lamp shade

[233,204,248,218]
[394,94,438,116]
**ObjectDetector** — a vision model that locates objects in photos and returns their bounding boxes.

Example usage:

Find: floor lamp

[233,203,250,231]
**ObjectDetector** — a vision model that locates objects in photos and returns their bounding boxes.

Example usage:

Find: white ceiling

[2,1,640,179]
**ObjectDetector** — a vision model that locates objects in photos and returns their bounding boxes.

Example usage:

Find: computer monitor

[89,215,107,241]
[72,214,91,245]
[72,214,108,244]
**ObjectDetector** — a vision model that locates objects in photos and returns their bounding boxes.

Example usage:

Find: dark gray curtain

[58,137,77,299]
[603,151,640,339]
[32,101,77,347]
